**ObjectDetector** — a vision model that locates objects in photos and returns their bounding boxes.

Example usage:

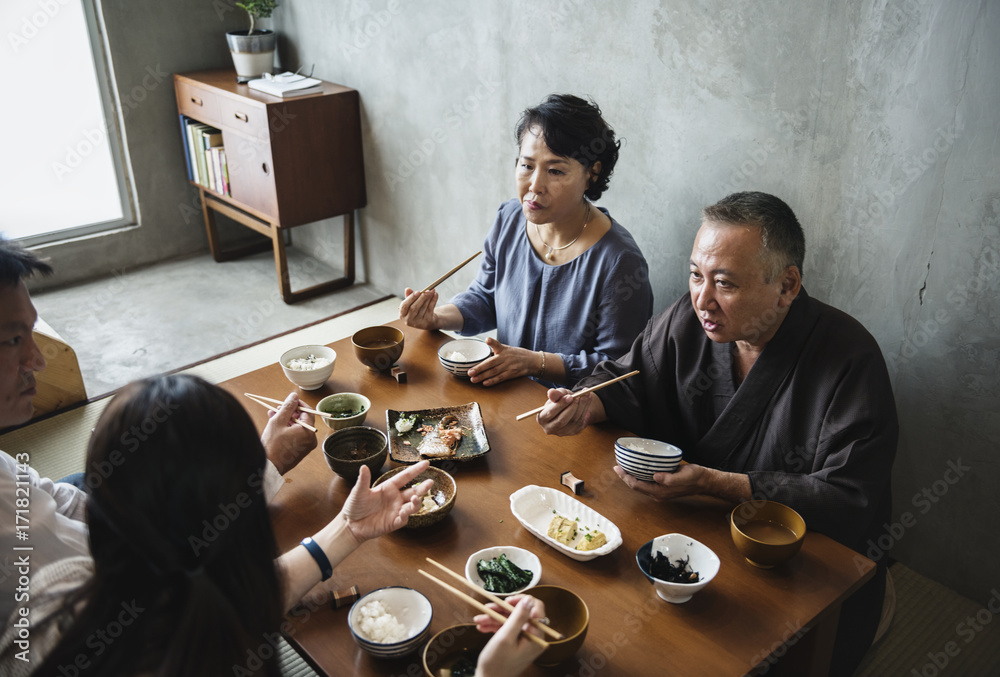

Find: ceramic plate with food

[386,403,490,464]
[509,485,622,561]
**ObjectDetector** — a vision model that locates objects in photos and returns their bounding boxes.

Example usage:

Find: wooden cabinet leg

[344,211,355,284]
[201,187,225,262]
[272,227,294,303]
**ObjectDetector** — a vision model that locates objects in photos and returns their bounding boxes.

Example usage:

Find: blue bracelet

[301,537,333,581]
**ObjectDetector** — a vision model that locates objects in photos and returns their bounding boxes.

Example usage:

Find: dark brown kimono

[579,288,898,674]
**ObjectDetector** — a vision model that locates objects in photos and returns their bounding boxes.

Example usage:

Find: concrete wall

[273,0,999,600]
[31,0,248,290]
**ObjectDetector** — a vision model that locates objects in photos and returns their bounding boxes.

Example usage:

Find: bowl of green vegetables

[317,392,371,431]
[465,546,541,598]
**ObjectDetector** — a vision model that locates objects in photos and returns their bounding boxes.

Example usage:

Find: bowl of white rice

[279,344,336,390]
[438,339,492,379]
[348,587,433,658]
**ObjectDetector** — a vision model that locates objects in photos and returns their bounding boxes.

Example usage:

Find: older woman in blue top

[400,94,653,387]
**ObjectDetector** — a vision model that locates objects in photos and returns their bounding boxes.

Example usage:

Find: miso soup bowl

[352,326,404,371]
[528,585,589,666]
[422,624,490,677]
[730,500,806,568]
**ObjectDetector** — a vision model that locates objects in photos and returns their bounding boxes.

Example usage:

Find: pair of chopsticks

[421,251,481,292]
[419,557,561,648]
[515,370,640,421]
[244,393,318,432]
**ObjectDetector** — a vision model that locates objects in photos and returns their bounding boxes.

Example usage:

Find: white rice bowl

[348,587,433,658]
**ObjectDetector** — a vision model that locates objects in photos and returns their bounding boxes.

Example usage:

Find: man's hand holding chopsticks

[536,388,605,436]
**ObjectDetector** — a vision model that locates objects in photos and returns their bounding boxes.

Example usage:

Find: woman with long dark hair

[0,374,434,676]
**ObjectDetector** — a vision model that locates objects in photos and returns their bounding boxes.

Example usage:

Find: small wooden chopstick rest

[300,583,360,610]
[561,471,584,495]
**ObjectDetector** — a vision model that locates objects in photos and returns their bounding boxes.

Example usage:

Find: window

[1,0,133,245]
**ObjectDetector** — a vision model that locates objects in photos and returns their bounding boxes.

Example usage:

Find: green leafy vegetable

[476,554,533,594]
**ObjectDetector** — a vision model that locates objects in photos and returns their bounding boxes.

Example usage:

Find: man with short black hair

[0,238,317,623]
[538,192,897,675]
[0,239,88,624]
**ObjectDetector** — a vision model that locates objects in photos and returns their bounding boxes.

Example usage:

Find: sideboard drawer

[176,81,220,127]
[218,95,269,142]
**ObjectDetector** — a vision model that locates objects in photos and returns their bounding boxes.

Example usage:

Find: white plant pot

[226,29,276,83]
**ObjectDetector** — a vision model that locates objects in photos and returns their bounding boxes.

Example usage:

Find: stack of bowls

[614,437,683,481]
[438,339,492,378]
[348,587,433,658]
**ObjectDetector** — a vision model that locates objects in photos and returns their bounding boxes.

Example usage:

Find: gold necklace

[534,204,591,261]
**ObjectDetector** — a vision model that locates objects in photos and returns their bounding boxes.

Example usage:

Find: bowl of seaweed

[636,533,720,604]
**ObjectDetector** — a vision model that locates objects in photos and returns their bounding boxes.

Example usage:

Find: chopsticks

[515,370,640,422]
[421,251,482,292]
[417,565,550,649]
[245,392,329,418]
[425,557,563,640]
[244,393,318,432]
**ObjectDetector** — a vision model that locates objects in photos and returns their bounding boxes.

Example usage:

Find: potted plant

[226,0,279,83]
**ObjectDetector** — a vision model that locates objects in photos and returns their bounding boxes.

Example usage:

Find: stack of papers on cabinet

[247,72,323,98]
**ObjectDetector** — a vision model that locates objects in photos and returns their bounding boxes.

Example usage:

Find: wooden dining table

[221,320,874,677]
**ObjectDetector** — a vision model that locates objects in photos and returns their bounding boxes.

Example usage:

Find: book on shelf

[184,120,208,186]
[219,148,230,196]
[178,116,226,192]
[247,72,323,98]
[208,147,230,196]
[178,115,195,182]
[201,128,223,192]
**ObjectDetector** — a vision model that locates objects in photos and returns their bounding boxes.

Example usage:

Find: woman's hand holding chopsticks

[259,391,317,475]
[399,287,467,332]
[474,595,549,676]
[399,251,480,332]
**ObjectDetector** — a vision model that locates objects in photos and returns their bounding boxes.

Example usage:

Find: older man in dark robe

[538,192,897,676]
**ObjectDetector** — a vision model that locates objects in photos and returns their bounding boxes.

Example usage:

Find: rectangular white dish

[509,485,623,561]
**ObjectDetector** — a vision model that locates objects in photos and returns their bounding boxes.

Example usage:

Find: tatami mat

[855,562,1000,676]
[0,298,399,482]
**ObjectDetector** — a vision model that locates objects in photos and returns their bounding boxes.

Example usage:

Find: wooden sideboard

[173,69,366,303]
